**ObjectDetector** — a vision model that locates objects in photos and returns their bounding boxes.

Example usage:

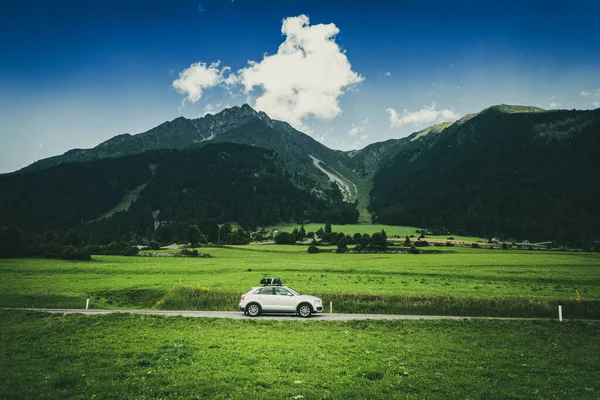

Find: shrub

[414,240,429,247]
[274,232,296,244]
[307,244,320,254]
[408,245,421,254]
[60,245,91,261]
[106,241,139,256]
[471,243,481,248]
[336,243,348,253]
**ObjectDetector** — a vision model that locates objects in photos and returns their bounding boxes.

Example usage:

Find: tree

[369,232,388,250]
[299,225,307,240]
[218,223,232,244]
[336,242,348,253]
[186,225,204,248]
[274,232,296,245]
[404,235,411,246]
[325,222,332,234]
[0,226,23,258]
[226,229,251,245]
[63,229,83,247]
[316,227,324,238]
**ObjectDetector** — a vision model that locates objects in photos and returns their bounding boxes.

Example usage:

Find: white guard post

[558,301,562,322]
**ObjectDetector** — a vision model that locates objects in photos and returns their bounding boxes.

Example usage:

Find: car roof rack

[261,277,283,286]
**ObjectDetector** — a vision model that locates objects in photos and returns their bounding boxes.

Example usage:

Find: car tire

[297,303,312,318]
[246,303,261,317]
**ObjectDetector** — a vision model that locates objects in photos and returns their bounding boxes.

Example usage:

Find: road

[10,308,542,321]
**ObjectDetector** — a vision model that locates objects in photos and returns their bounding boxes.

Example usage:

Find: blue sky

[1,0,599,173]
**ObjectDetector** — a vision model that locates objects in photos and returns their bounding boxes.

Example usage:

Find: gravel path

[9,308,545,321]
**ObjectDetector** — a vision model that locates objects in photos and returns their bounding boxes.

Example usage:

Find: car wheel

[297,303,312,318]
[246,303,261,317]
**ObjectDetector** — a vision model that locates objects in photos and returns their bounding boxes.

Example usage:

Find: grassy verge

[156,286,600,319]
[1,310,598,399]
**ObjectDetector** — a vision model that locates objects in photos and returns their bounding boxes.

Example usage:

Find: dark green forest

[0,143,358,244]
[369,106,600,243]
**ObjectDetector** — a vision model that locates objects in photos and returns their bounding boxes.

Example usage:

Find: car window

[259,287,274,295]
[275,287,291,296]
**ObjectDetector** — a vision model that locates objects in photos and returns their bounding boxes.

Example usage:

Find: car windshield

[287,287,301,296]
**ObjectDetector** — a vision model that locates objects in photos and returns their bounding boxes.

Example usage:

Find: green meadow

[2,240,600,398]
[1,245,598,318]
[270,223,485,242]
[1,310,599,399]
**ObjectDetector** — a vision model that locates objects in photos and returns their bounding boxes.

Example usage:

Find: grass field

[270,223,486,242]
[1,245,599,318]
[1,310,599,399]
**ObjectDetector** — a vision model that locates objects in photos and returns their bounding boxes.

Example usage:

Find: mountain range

[2,103,599,244]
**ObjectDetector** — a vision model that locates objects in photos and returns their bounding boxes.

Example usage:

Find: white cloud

[360,135,368,140]
[548,102,561,109]
[384,71,391,77]
[235,15,364,131]
[348,117,369,136]
[173,15,363,132]
[580,89,600,97]
[172,61,227,103]
[386,103,460,127]
[593,101,600,108]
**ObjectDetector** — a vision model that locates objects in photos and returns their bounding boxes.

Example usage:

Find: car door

[274,287,296,312]
[257,287,276,310]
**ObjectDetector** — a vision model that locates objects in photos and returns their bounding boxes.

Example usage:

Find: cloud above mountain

[173,61,227,103]
[173,15,363,132]
[386,103,459,127]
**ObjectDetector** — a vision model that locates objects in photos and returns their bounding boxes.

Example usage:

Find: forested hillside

[369,106,600,243]
[3,103,599,245]
[0,143,358,243]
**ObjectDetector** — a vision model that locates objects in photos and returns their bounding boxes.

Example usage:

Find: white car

[239,285,324,317]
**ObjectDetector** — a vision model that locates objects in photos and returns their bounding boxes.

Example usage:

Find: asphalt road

[10,308,539,321]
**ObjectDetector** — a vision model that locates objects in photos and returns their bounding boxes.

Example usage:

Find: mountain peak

[483,104,545,114]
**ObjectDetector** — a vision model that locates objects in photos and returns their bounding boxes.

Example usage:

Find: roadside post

[86,295,90,310]
[558,300,562,322]
[330,301,333,314]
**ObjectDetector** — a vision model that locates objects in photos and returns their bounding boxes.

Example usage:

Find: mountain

[3,103,600,244]
[23,104,363,206]
[348,122,452,177]
[0,143,358,243]
[369,105,600,242]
